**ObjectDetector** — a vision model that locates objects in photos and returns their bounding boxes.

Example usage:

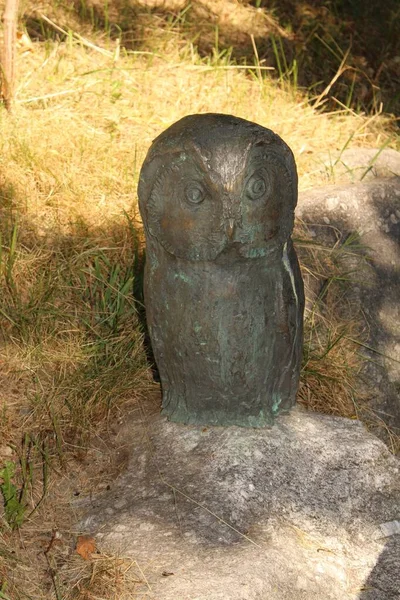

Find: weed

[0,462,26,529]
[0,582,11,600]
[0,432,51,531]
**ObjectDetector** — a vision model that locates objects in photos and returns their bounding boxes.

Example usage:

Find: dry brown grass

[0,11,399,599]
[2,27,397,234]
[61,552,151,599]
[1,507,150,599]
[295,226,366,418]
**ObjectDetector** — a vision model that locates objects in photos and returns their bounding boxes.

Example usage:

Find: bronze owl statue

[138,113,304,427]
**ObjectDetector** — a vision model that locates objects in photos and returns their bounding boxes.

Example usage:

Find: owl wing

[272,239,305,412]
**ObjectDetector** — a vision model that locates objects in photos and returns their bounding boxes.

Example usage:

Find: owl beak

[226,218,235,239]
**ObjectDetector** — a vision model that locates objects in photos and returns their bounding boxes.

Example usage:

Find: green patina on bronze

[138,113,304,427]
[174,272,191,284]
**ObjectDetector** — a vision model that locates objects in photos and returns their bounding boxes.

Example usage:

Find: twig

[18,88,83,104]
[161,479,262,548]
[134,559,152,593]
[169,64,274,72]
[27,440,49,519]
[44,532,63,600]
[18,78,101,104]
[250,34,263,84]
[313,47,351,109]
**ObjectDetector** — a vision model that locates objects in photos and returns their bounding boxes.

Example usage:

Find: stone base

[79,402,400,599]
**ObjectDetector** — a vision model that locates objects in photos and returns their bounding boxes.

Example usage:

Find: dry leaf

[76,535,96,560]
[16,31,34,53]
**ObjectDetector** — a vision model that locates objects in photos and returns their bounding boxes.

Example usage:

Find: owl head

[138,113,297,261]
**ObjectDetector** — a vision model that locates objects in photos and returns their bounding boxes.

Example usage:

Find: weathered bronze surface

[138,113,304,427]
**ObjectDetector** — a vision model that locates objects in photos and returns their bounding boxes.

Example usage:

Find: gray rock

[297,177,400,442]
[79,403,400,599]
[319,148,400,184]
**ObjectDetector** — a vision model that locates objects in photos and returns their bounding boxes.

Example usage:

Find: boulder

[79,402,400,599]
[297,177,400,442]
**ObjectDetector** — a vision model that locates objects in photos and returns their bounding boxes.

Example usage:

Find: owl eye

[185,182,206,205]
[246,173,268,200]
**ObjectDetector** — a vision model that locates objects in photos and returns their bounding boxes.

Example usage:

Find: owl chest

[145,254,285,378]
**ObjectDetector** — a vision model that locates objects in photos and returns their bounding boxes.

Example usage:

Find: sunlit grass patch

[0,34,395,233]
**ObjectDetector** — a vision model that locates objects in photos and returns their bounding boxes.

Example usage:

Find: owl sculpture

[138,113,304,427]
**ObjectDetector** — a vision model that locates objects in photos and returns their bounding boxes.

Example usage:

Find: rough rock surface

[80,403,400,599]
[297,177,400,441]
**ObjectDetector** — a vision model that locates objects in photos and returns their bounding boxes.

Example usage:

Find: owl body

[139,114,304,427]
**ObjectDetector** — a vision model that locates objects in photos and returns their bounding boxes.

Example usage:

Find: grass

[0,4,399,598]
[296,228,367,419]
[60,551,151,599]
